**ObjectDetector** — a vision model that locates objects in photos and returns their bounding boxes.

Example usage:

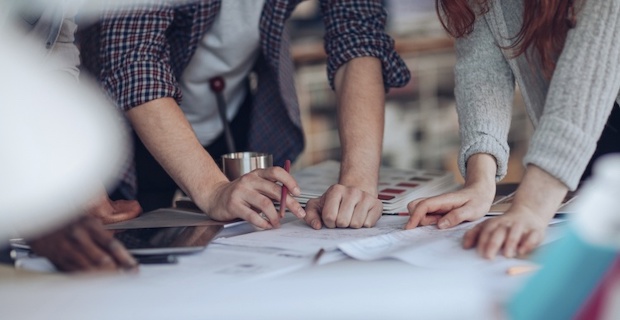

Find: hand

[463,164,568,259]
[200,167,306,229]
[405,183,494,230]
[463,206,548,259]
[86,190,142,225]
[304,184,383,229]
[29,215,138,272]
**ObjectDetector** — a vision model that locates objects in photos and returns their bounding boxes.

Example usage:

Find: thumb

[100,200,142,224]
[304,198,323,229]
[437,209,466,229]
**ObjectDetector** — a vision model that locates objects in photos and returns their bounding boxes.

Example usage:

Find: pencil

[279,159,291,218]
[506,265,539,276]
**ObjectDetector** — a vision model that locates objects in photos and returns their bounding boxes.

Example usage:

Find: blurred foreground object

[0,20,128,243]
[508,154,620,319]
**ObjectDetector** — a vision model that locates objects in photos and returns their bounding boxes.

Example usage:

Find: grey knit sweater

[455,0,620,190]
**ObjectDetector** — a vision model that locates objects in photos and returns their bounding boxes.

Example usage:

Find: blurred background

[289,0,532,184]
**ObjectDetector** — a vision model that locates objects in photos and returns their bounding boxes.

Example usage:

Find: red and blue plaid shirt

[80,0,410,198]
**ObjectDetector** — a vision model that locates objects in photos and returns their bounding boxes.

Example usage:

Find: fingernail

[312,220,321,229]
[293,187,301,195]
[298,207,306,218]
[438,220,449,229]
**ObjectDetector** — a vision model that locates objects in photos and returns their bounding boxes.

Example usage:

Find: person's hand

[200,167,306,229]
[405,182,494,230]
[29,215,138,272]
[462,164,568,259]
[304,184,383,229]
[86,190,142,225]
[463,206,548,259]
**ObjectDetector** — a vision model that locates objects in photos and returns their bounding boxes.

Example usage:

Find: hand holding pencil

[198,161,305,229]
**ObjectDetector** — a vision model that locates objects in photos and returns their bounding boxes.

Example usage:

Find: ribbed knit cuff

[459,130,509,182]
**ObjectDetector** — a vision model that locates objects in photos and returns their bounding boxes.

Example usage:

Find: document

[215,213,567,268]
[338,218,568,268]
[213,216,410,254]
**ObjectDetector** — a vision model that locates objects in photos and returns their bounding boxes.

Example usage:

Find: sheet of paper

[14,242,315,284]
[338,218,568,269]
[213,216,410,254]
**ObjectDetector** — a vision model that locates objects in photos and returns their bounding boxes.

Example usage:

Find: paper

[14,242,315,283]
[338,218,568,268]
[213,216,410,254]
[293,160,457,213]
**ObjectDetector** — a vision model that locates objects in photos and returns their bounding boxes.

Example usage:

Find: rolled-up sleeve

[320,0,410,90]
[98,3,180,111]
[454,14,515,181]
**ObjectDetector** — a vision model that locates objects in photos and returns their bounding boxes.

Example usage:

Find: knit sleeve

[454,13,515,181]
[523,0,620,190]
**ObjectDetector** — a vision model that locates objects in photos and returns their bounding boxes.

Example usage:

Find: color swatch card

[292,161,457,213]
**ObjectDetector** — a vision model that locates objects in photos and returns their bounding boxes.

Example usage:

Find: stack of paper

[292,161,457,213]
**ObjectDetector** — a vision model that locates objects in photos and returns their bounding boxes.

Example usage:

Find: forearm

[511,164,569,221]
[126,97,228,200]
[333,57,384,195]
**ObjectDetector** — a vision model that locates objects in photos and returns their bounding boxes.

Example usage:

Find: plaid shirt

[81,0,410,197]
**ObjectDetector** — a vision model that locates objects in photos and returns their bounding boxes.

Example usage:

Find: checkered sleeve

[98,2,181,111]
[320,0,410,91]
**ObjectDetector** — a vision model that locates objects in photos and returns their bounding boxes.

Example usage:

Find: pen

[279,159,291,218]
[135,254,178,265]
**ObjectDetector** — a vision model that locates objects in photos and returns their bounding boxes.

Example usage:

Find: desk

[0,219,537,320]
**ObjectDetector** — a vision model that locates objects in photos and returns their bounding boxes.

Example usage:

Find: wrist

[338,166,379,196]
[512,164,569,221]
[463,154,496,197]
[188,177,228,213]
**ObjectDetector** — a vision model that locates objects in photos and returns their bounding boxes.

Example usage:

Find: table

[0,218,540,320]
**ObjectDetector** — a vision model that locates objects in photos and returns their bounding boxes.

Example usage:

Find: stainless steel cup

[221,152,273,181]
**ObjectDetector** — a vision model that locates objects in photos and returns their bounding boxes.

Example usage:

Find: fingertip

[292,186,301,196]
[437,219,449,229]
[462,240,472,249]
[404,217,418,230]
[297,207,307,218]
[462,234,473,248]
[312,219,322,229]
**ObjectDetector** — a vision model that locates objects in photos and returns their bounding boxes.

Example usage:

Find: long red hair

[437,0,578,78]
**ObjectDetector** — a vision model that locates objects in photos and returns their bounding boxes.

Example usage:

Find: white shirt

[179,0,265,146]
